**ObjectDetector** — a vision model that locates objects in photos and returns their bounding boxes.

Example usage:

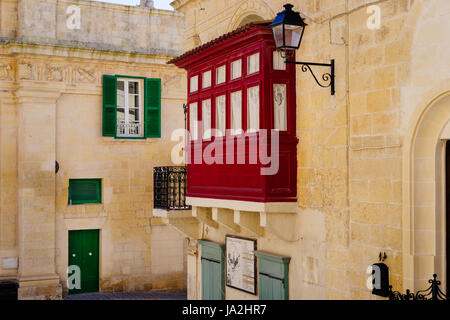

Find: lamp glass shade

[284,24,304,49]
[272,24,284,49]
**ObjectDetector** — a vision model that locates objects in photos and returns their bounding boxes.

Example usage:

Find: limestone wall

[0,0,188,298]
[172,0,450,299]
[1,0,184,56]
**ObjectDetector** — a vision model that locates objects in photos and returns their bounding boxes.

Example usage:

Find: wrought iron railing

[389,274,448,300]
[117,122,143,137]
[153,166,191,210]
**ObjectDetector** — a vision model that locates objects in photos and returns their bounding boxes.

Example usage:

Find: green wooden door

[201,258,224,300]
[259,274,285,300]
[68,230,99,294]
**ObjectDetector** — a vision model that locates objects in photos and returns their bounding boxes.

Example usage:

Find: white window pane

[202,71,211,89]
[117,81,125,94]
[189,102,198,140]
[116,78,144,138]
[129,108,139,122]
[230,90,242,134]
[247,53,260,74]
[202,99,211,139]
[117,108,125,121]
[273,84,287,131]
[231,59,241,80]
[215,95,226,137]
[128,94,139,108]
[117,94,125,108]
[247,86,259,132]
[128,81,139,94]
[273,51,286,70]
[216,65,226,84]
[190,75,198,93]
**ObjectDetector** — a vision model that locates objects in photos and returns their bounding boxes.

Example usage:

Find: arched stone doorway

[403,91,450,293]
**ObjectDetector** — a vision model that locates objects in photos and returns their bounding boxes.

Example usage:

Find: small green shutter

[102,75,117,137]
[69,179,102,205]
[144,78,161,138]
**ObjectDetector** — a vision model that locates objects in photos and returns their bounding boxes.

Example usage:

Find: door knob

[72,254,76,257]
[89,252,92,256]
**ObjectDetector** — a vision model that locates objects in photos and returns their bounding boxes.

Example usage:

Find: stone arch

[227,0,275,32]
[237,14,265,28]
[403,89,450,292]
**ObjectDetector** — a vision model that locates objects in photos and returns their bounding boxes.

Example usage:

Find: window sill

[68,202,102,206]
[102,137,157,144]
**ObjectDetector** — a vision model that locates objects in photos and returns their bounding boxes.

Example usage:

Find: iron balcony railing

[153,166,191,210]
[389,274,448,300]
[117,122,143,137]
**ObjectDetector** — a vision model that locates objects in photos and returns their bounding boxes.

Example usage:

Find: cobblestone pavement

[64,291,187,300]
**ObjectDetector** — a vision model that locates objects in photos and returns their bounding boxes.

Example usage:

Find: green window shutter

[201,258,224,300]
[102,75,117,137]
[255,251,290,300]
[259,274,285,300]
[144,78,161,138]
[69,179,102,205]
[199,240,225,300]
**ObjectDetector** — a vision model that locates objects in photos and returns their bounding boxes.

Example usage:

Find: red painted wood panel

[171,24,298,203]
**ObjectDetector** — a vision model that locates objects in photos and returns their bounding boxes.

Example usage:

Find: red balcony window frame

[169,24,298,203]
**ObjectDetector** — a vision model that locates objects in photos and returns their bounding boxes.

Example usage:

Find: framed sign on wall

[225,235,257,295]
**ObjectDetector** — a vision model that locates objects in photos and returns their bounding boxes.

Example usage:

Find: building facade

[166,0,450,299]
[0,0,188,299]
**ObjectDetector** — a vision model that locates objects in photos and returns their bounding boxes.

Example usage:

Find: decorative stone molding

[227,0,275,32]
[12,59,186,92]
[17,63,32,80]
[140,0,154,8]
[0,64,12,80]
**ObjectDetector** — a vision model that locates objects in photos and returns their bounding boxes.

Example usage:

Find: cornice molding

[0,39,183,62]
[169,0,190,11]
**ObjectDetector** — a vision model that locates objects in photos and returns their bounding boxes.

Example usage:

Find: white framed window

[202,99,212,139]
[216,65,226,85]
[189,102,198,140]
[215,95,226,137]
[190,75,198,93]
[202,70,211,89]
[247,52,260,75]
[116,78,144,137]
[247,85,260,132]
[230,59,242,80]
[273,51,286,70]
[273,84,287,131]
[230,90,242,135]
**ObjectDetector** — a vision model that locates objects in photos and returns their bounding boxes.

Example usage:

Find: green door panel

[68,230,99,294]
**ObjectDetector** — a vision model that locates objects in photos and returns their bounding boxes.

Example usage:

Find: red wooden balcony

[169,23,298,203]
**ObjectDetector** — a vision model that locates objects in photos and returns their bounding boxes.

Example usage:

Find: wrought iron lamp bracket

[285,59,335,95]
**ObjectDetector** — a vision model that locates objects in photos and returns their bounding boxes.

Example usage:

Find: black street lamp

[270,4,335,95]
